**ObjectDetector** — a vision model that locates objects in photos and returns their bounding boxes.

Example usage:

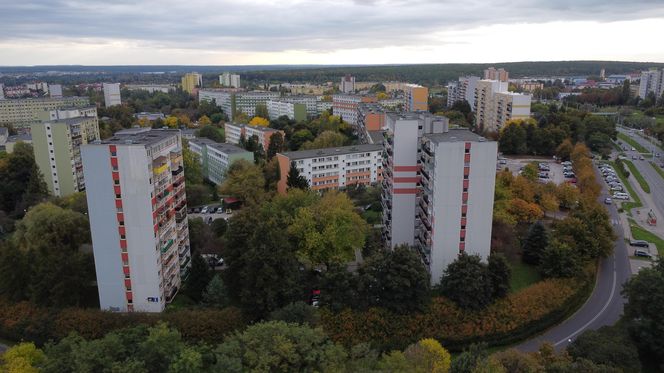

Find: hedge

[320,268,594,352]
[0,300,245,346]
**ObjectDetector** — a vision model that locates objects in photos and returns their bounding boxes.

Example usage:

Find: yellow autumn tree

[137,117,150,127]
[198,115,212,126]
[0,343,45,373]
[376,92,389,100]
[249,116,269,127]
[164,116,179,128]
[403,338,452,373]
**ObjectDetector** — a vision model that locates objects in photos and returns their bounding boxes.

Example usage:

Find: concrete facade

[0,96,90,128]
[474,80,531,133]
[103,83,122,107]
[188,138,253,185]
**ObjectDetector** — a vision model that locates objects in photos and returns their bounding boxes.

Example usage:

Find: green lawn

[628,219,664,256]
[618,133,649,153]
[651,162,664,180]
[623,160,651,193]
[509,259,541,293]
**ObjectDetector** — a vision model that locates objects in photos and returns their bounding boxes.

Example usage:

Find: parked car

[631,147,636,151]
[630,240,651,248]
[538,172,549,178]
[632,155,638,160]
[216,207,224,213]
[639,155,645,160]
[612,193,629,200]
[610,185,623,191]
[193,207,201,213]
[604,197,612,204]
[200,206,209,214]
[634,249,652,258]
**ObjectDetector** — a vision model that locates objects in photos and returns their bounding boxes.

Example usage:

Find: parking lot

[188,204,233,223]
[498,157,568,185]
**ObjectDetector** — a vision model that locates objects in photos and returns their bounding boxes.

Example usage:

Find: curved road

[517,167,632,352]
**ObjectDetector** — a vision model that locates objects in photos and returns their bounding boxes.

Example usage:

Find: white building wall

[389,118,420,248]
[103,83,122,107]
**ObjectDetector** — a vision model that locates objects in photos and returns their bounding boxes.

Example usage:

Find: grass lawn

[618,133,649,153]
[509,259,541,293]
[651,162,664,180]
[623,160,651,193]
[628,219,664,256]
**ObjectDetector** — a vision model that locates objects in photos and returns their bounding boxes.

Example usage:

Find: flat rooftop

[95,128,180,146]
[386,111,443,121]
[368,130,384,144]
[190,138,250,155]
[279,143,382,160]
[424,128,488,143]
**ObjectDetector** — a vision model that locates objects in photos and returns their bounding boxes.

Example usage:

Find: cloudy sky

[1,0,664,65]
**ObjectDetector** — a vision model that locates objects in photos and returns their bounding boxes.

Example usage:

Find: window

[460,237,465,242]
[465,148,470,154]
[463,187,468,192]
[114,179,120,185]
[462,212,467,218]
[463,174,469,180]
[120,234,126,239]
[115,194,121,199]
[461,225,466,230]
[111,151,117,156]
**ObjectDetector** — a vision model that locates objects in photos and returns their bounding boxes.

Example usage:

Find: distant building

[447,76,480,108]
[82,128,191,313]
[49,84,63,98]
[332,94,376,125]
[181,73,203,94]
[340,75,356,93]
[134,112,166,121]
[357,103,386,144]
[1,133,32,153]
[403,84,429,111]
[0,96,90,129]
[516,81,544,92]
[638,69,664,98]
[32,109,100,197]
[103,83,122,107]
[125,84,175,94]
[0,83,4,100]
[484,67,509,82]
[224,122,284,151]
[276,144,383,194]
[188,138,253,185]
[474,80,531,133]
[266,100,307,122]
[219,73,241,88]
[199,89,280,120]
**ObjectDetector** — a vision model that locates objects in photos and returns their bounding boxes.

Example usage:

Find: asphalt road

[517,165,632,352]
[617,127,664,219]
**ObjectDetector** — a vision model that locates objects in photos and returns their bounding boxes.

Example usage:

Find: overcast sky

[1,0,664,65]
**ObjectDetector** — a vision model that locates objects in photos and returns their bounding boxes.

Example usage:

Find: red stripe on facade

[464,154,471,163]
[109,145,117,152]
[112,171,120,180]
[463,167,470,176]
[110,158,118,168]
[465,142,471,149]
[118,227,126,236]
[394,188,419,194]
[459,242,466,251]
[115,199,123,208]
[123,266,130,275]
[463,179,469,188]
[114,185,122,195]
[462,205,468,214]
[394,165,419,172]
[120,240,127,249]
[393,177,421,183]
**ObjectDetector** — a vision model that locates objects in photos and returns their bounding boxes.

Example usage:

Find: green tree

[182,142,203,185]
[521,222,548,265]
[268,302,320,326]
[202,274,228,307]
[319,263,362,311]
[539,240,580,278]
[451,343,489,373]
[0,342,45,373]
[0,241,29,301]
[214,321,347,372]
[622,259,664,367]
[289,129,314,150]
[359,245,430,313]
[301,130,346,150]
[255,104,269,119]
[219,159,266,205]
[286,162,309,190]
[499,122,528,154]
[13,202,94,307]
[0,142,48,217]
[184,253,213,302]
[288,191,367,267]
[438,253,492,310]
[568,325,641,373]
[210,218,227,237]
[555,138,574,161]
[266,132,285,160]
[196,125,224,142]
[487,254,511,299]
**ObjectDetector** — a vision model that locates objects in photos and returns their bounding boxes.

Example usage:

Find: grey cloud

[1,0,663,53]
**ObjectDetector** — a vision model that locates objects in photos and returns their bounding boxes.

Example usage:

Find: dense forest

[3,61,664,87]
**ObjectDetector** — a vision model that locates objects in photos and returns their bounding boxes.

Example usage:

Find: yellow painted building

[181,73,202,94]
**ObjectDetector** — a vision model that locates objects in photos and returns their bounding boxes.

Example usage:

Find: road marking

[554,258,617,346]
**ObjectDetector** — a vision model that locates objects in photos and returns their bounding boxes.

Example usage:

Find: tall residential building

[188,138,253,185]
[276,144,383,194]
[484,67,509,82]
[474,80,531,133]
[332,94,376,125]
[357,103,386,144]
[49,84,63,98]
[638,69,664,98]
[181,73,203,94]
[447,76,480,108]
[32,108,100,197]
[0,96,90,129]
[340,75,356,93]
[82,128,191,313]
[0,83,4,100]
[418,130,497,284]
[404,84,429,111]
[266,100,307,122]
[103,83,122,107]
[199,89,280,119]
[381,112,448,249]
[220,73,241,88]
[224,122,284,152]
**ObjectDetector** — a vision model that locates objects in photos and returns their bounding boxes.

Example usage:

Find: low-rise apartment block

[188,138,253,185]
[125,84,175,94]
[199,89,280,120]
[267,100,307,122]
[31,108,100,197]
[276,144,383,194]
[224,122,283,151]
[82,128,191,313]
[0,96,90,128]
[332,94,376,125]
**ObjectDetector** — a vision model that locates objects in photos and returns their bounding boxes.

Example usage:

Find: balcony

[171,166,184,177]
[161,239,174,254]
[179,255,191,269]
